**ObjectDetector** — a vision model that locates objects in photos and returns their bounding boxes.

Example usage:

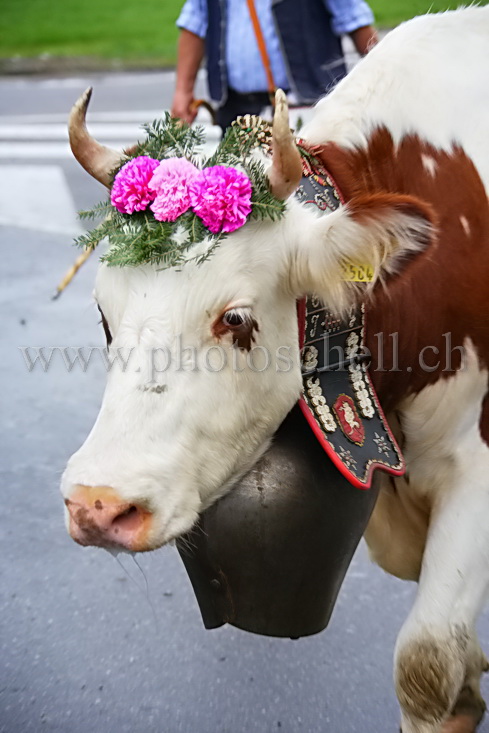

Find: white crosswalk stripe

[0,109,221,233]
[0,112,151,231]
[0,110,222,159]
[0,123,151,140]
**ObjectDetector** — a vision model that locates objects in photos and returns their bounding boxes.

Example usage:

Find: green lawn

[1,0,182,65]
[370,0,488,27]
[1,0,487,65]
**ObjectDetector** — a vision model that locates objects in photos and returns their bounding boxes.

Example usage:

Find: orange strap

[245,0,276,105]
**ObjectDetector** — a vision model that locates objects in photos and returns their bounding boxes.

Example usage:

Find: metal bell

[177,404,379,639]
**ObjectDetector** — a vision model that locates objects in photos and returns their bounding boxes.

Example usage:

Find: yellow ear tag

[341,262,375,282]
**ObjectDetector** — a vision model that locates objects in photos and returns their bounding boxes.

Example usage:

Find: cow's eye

[213,307,258,350]
[97,305,112,346]
[223,309,247,328]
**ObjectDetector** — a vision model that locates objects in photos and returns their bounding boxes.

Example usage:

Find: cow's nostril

[66,486,153,551]
[111,505,143,533]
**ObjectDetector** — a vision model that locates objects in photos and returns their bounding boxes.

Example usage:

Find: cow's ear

[289,192,435,312]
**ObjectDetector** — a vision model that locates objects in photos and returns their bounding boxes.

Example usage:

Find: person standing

[171,0,378,131]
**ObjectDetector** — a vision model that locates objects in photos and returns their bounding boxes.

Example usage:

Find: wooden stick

[52,247,94,300]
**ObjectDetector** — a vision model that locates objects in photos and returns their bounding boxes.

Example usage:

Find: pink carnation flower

[149,157,199,222]
[189,166,253,234]
[111,156,160,214]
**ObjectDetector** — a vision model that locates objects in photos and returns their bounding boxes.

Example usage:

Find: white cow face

[62,214,308,550]
[63,89,432,552]
[61,196,432,552]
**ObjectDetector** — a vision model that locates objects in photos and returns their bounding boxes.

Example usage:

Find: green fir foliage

[75,114,286,269]
[136,116,206,161]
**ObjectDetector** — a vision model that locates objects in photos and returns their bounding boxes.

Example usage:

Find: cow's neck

[315,127,489,417]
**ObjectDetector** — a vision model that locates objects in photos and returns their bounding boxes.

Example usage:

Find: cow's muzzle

[65,485,152,551]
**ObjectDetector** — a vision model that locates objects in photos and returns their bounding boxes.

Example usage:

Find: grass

[0,0,182,65]
[371,0,488,26]
[1,0,488,65]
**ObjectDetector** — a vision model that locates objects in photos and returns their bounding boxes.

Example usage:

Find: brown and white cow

[62,8,489,733]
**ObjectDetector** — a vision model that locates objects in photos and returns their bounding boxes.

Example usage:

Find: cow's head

[62,90,433,553]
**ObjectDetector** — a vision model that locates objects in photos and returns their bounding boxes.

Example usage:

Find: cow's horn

[68,87,122,188]
[268,89,303,200]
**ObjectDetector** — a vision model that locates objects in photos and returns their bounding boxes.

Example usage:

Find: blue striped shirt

[177,0,374,94]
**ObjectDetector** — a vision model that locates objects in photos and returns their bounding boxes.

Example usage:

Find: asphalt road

[2,68,489,733]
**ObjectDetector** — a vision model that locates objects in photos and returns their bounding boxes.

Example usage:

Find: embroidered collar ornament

[75,113,288,269]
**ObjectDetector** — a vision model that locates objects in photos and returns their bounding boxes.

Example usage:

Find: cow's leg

[364,474,487,733]
[395,479,489,733]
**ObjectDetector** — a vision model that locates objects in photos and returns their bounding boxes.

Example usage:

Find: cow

[62,8,489,733]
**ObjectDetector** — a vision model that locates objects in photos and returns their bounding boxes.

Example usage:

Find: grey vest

[205,0,347,105]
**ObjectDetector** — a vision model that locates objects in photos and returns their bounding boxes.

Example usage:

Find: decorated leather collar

[295,157,405,489]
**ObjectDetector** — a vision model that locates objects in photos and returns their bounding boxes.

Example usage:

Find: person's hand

[171,90,198,125]
[350,25,378,56]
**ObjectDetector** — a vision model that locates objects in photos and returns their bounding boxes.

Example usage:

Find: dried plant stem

[52,247,94,300]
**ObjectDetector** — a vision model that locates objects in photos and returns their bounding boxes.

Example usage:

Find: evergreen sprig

[78,200,113,221]
[74,114,287,269]
[135,114,206,162]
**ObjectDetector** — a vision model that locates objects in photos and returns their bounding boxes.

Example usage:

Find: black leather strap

[295,161,405,488]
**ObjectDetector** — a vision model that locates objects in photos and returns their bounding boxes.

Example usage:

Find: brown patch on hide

[212,309,259,352]
[347,191,434,232]
[314,128,489,423]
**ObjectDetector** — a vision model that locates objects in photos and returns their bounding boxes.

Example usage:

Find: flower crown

[76,114,288,268]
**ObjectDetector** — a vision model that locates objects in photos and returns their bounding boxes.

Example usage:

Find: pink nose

[65,485,152,551]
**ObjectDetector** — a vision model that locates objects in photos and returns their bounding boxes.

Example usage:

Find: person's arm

[323,0,378,56]
[171,0,208,123]
[171,29,206,124]
[348,24,378,56]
